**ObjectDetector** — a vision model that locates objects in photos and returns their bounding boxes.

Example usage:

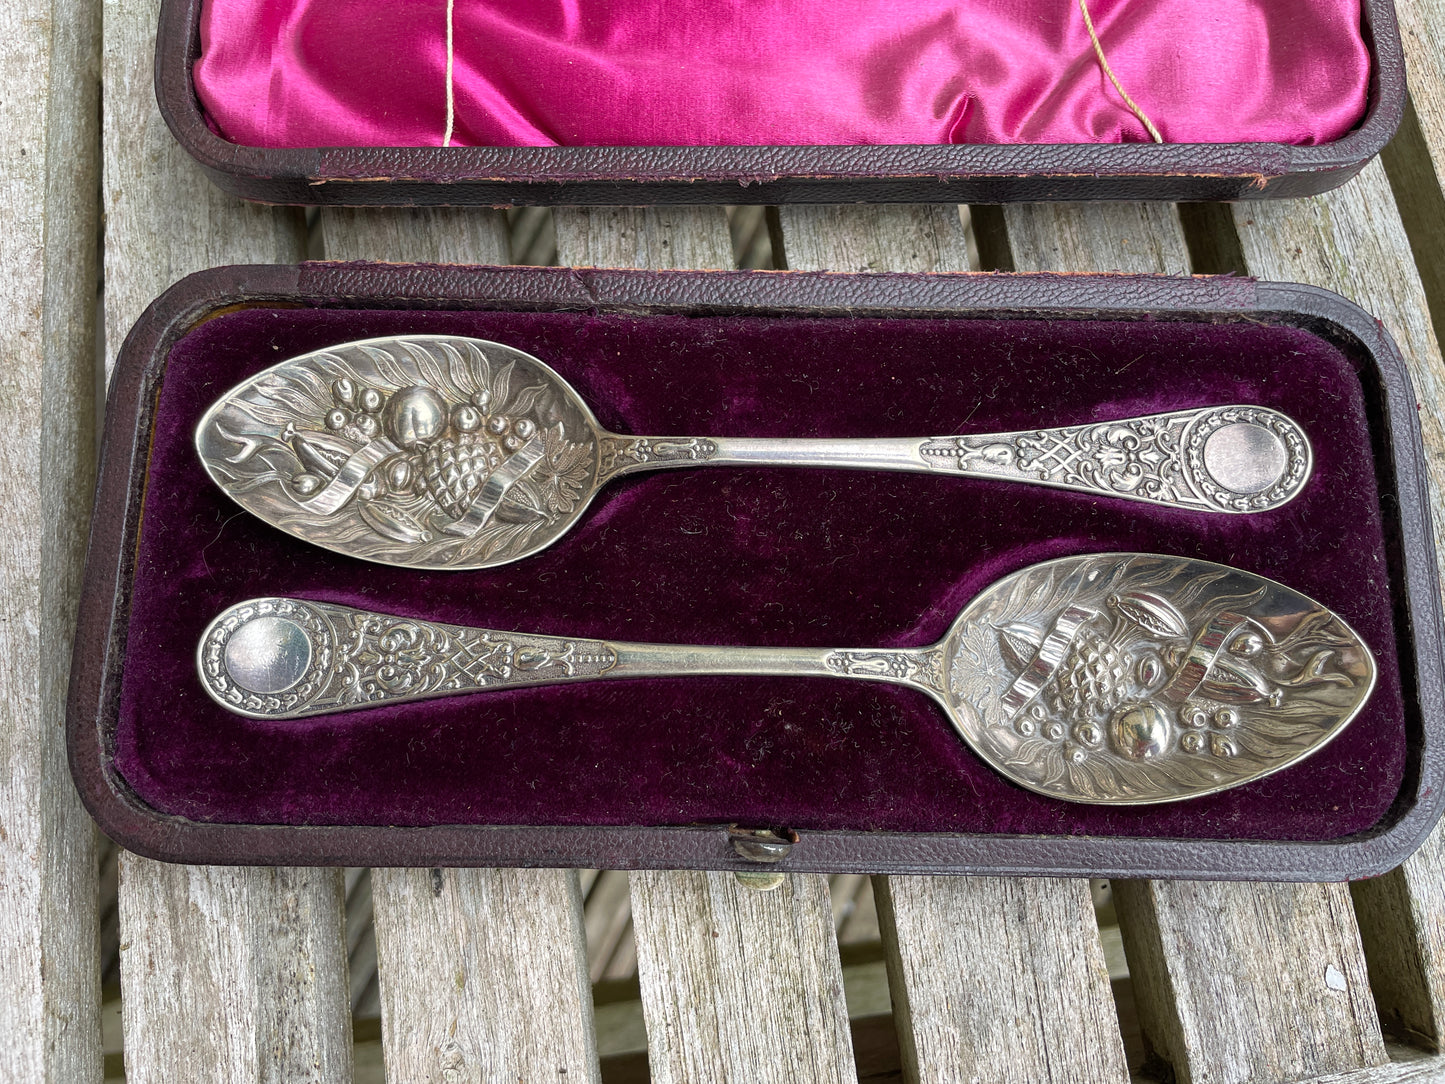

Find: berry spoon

[196,335,1313,571]
[197,553,1372,805]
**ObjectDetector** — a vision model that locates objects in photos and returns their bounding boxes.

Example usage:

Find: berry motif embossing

[945,554,1365,802]
[205,337,594,568]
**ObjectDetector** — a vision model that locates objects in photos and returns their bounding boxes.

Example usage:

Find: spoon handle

[602,405,1310,513]
[200,597,943,721]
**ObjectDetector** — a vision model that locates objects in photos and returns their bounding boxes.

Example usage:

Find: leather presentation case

[156,0,1405,206]
[68,264,1445,878]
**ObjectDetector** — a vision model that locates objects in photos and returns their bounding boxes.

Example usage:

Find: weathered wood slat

[552,205,737,271]
[1001,202,1188,276]
[877,876,1127,1084]
[319,206,601,1081]
[102,0,307,379]
[1393,0,1445,170]
[116,865,352,1083]
[1310,1048,1445,1084]
[553,204,857,1083]
[368,868,599,1083]
[1385,0,1445,336]
[1224,158,1445,1055]
[0,0,103,1079]
[1115,878,1384,1083]
[319,207,512,266]
[774,201,1129,1084]
[1351,835,1445,1049]
[104,2,352,1080]
[774,205,970,274]
[1001,202,1190,276]
[629,870,857,1084]
[996,197,1388,1084]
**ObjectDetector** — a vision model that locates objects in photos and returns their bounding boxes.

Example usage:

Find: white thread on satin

[436,0,1158,148]
[442,0,456,146]
[1079,0,1164,143]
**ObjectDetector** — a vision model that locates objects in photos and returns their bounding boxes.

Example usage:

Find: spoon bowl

[929,552,1375,803]
[198,553,1373,804]
[195,335,1314,571]
[197,335,609,570]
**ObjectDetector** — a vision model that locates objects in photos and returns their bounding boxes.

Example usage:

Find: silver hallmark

[198,554,1373,805]
[196,336,1315,571]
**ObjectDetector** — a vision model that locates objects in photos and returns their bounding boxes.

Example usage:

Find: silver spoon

[196,335,1312,571]
[197,553,1373,805]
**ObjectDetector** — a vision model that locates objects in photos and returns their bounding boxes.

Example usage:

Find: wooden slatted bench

[5,0,1445,1079]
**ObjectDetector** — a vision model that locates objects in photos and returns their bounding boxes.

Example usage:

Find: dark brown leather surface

[68,265,1445,877]
[155,0,1404,206]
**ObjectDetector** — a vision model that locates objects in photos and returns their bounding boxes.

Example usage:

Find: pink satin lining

[194,0,1370,148]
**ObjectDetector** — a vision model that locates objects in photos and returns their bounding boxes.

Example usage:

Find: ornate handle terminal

[199,598,624,720]
[918,405,1310,513]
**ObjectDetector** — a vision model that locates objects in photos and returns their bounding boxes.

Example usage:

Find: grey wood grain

[1115,878,1385,1084]
[996,197,1388,1084]
[1393,0,1445,177]
[552,204,857,1083]
[1385,0,1445,339]
[320,205,600,1083]
[1351,831,1445,1048]
[1350,6,1445,1042]
[1226,157,1445,1056]
[319,207,512,266]
[776,201,1129,1084]
[368,868,599,1083]
[1311,1048,1445,1083]
[629,871,857,1084]
[776,205,971,273]
[878,876,1126,1084]
[0,0,104,1079]
[773,204,971,275]
[1001,202,1190,276]
[101,0,305,378]
[116,864,351,1083]
[103,2,352,1080]
[552,205,737,271]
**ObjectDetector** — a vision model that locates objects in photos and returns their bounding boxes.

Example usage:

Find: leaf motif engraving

[197,336,604,569]
[1108,590,1190,640]
[943,554,1372,803]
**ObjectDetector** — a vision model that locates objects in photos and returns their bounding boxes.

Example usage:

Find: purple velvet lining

[115,305,1406,840]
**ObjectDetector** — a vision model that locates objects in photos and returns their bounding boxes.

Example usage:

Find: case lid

[157,0,1404,203]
